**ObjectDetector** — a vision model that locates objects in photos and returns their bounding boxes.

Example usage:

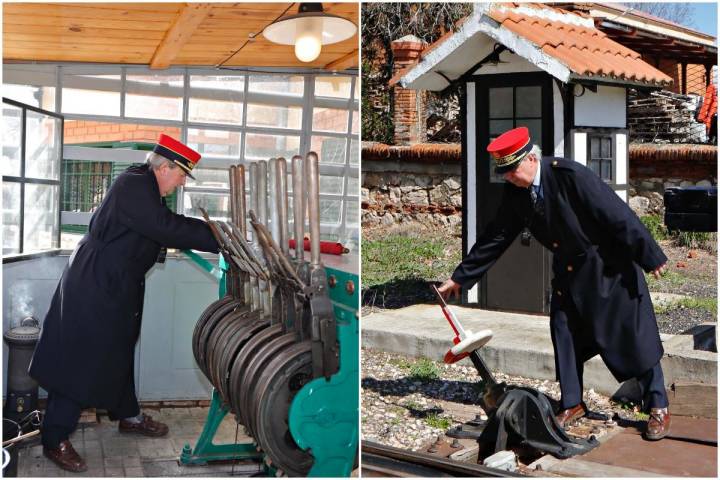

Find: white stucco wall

[574,85,627,128]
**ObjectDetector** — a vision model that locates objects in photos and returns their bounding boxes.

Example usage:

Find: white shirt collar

[532,158,542,188]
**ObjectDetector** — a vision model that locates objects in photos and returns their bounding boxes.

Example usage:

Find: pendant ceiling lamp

[263,3,357,63]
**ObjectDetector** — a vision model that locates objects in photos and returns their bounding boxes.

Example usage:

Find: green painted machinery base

[179,389,263,466]
[288,265,359,477]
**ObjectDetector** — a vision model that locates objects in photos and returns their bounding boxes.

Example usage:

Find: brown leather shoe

[119,413,169,437]
[644,407,671,441]
[43,440,87,473]
[555,404,586,428]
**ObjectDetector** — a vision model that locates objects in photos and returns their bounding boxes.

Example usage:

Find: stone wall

[362,145,462,231]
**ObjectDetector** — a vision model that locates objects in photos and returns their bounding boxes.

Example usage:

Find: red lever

[289,238,349,255]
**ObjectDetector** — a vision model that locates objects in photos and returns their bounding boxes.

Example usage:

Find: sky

[687,3,717,36]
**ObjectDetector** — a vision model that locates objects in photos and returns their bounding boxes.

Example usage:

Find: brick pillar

[391,35,427,145]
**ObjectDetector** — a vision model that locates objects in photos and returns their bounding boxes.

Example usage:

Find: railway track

[361,441,524,477]
[362,412,718,478]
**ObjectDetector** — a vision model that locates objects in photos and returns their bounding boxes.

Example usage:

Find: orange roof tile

[394,2,672,88]
[486,3,672,85]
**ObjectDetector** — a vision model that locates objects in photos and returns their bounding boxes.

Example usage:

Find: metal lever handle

[306,152,321,266]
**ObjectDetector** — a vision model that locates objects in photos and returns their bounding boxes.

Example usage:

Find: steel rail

[361,441,525,477]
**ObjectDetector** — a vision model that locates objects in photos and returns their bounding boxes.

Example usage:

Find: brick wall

[64,120,181,144]
[390,36,427,145]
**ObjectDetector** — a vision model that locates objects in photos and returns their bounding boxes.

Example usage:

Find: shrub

[640,215,668,242]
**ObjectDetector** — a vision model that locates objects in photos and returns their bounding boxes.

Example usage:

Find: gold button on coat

[552,242,559,248]
[556,290,562,296]
[567,265,573,272]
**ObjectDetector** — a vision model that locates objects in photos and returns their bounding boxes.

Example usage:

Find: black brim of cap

[494,160,522,175]
[172,159,196,179]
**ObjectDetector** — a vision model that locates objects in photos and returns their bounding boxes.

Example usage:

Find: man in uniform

[438,127,671,441]
[30,134,220,472]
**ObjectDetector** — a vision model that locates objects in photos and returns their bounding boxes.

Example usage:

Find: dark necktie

[530,184,544,216]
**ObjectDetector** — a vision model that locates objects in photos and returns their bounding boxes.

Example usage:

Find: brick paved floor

[15,407,262,477]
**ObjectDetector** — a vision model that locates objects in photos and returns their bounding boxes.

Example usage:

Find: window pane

[190,75,244,91]
[349,139,359,165]
[244,133,300,161]
[188,75,244,125]
[24,184,59,253]
[320,199,342,225]
[246,103,302,129]
[590,137,600,159]
[601,160,612,181]
[189,99,243,126]
[3,182,21,255]
[185,167,231,189]
[601,137,613,158]
[315,76,352,99]
[187,128,241,159]
[125,74,183,121]
[312,108,348,133]
[183,191,230,220]
[515,86,541,117]
[3,104,22,177]
[518,119,541,146]
[248,75,304,96]
[347,175,359,195]
[351,110,359,134]
[311,136,346,164]
[354,78,360,101]
[3,84,56,111]
[589,159,600,176]
[320,175,343,194]
[345,200,358,227]
[62,74,121,116]
[489,119,513,138]
[25,111,61,180]
[489,87,513,118]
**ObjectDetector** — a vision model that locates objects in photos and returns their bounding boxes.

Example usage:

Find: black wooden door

[474,73,554,314]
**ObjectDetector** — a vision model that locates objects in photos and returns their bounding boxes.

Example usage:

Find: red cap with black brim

[488,126,532,175]
[153,134,200,179]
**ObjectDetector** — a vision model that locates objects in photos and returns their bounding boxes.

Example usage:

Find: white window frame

[3,64,359,248]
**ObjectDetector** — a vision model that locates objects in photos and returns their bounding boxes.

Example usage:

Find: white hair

[528,144,542,160]
[146,151,178,171]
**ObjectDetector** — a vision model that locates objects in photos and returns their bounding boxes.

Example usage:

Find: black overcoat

[29,164,218,409]
[451,157,667,382]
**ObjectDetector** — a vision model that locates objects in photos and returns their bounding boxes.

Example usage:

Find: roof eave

[568,74,670,90]
[400,8,574,90]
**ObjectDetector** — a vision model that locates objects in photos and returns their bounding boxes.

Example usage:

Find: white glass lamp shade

[263,12,357,62]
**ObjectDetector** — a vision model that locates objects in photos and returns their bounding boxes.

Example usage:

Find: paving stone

[101,438,140,458]
[105,466,125,477]
[142,458,184,476]
[123,456,142,468]
[104,457,124,468]
[136,438,177,459]
[124,466,145,477]
[81,439,103,455]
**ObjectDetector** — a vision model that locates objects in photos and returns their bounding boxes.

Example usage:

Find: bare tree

[624,3,695,28]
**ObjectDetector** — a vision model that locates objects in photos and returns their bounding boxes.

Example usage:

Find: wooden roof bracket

[438,44,511,95]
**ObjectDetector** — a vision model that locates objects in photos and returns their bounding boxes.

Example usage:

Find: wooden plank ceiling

[3,2,358,71]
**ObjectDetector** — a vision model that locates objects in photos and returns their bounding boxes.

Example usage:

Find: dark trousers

[550,298,669,411]
[42,388,140,449]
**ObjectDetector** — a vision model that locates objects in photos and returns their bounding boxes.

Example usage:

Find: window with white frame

[2,65,360,252]
[2,98,63,258]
